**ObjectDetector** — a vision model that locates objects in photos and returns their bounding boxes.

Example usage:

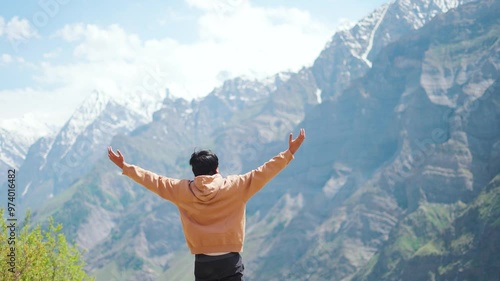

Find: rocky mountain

[248,0,499,280]
[19,0,500,280]
[350,28,500,280]
[312,0,475,101]
[15,89,164,214]
[0,117,56,171]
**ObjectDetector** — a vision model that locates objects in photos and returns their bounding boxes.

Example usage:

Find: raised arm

[107,146,182,202]
[236,129,306,201]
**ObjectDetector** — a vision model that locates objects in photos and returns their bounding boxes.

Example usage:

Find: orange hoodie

[122,150,294,254]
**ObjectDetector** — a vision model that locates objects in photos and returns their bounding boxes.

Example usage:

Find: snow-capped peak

[0,113,57,141]
[57,90,111,147]
[395,0,473,30]
[0,114,57,169]
[118,87,165,122]
[336,19,356,32]
[211,74,283,103]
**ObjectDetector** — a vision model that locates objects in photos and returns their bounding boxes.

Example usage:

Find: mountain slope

[15,90,164,216]
[312,0,475,101]
[0,118,55,171]
[352,174,500,281]
[352,60,500,281]
[248,0,499,280]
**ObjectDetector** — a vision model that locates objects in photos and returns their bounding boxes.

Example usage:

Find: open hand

[108,146,125,169]
[288,128,306,155]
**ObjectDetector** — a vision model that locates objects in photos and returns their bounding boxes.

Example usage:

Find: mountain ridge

[312,0,475,101]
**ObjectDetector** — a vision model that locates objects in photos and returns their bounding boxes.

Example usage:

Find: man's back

[121,150,294,254]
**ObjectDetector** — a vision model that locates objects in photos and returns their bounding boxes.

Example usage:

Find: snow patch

[22,182,32,197]
[361,3,390,67]
[277,72,292,83]
[336,19,356,32]
[323,175,347,199]
[0,151,18,168]
[316,89,323,104]
[323,163,352,198]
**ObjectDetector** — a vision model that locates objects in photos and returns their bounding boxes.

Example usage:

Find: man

[107,128,306,281]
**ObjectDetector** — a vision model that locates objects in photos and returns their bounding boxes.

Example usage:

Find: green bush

[0,209,94,281]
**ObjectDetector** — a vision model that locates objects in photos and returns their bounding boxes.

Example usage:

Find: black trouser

[194,252,244,281]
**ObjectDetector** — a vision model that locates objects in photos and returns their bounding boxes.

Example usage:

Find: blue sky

[0,0,388,131]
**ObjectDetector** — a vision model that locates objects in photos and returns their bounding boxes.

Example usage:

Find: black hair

[189,150,219,176]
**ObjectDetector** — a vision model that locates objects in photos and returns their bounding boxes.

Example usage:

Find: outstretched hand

[108,146,125,169]
[288,128,306,155]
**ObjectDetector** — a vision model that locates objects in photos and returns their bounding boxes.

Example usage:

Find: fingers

[291,129,306,141]
[289,133,293,143]
[107,146,121,158]
[299,128,305,140]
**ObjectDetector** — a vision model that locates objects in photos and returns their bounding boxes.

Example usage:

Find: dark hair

[189,150,219,176]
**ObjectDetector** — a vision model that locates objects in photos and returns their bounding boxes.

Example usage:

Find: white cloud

[2,1,333,128]
[49,2,330,97]
[0,88,65,126]
[2,16,38,41]
[159,7,196,25]
[0,17,4,37]
[57,23,142,61]
[0,112,57,140]
[185,0,245,13]
[190,3,331,80]
[1,54,13,64]
[55,23,86,41]
[43,48,62,59]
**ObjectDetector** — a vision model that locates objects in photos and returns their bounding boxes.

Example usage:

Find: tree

[0,209,94,281]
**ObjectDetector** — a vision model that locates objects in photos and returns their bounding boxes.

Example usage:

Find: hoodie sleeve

[122,163,183,203]
[235,150,294,201]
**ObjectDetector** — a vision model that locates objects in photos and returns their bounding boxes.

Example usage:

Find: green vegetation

[390,203,458,259]
[157,251,194,281]
[419,204,456,232]
[414,240,444,256]
[91,261,140,281]
[116,252,144,270]
[450,233,474,254]
[477,183,500,222]
[395,233,425,256]
[0,209,94,281]
[354,174,500,281]
[428,23,500,68]
[51,198,90,242]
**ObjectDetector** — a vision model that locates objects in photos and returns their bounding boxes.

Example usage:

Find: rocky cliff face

[250,0,499,280]
[311,0,475,101]
[352,64,500,281]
